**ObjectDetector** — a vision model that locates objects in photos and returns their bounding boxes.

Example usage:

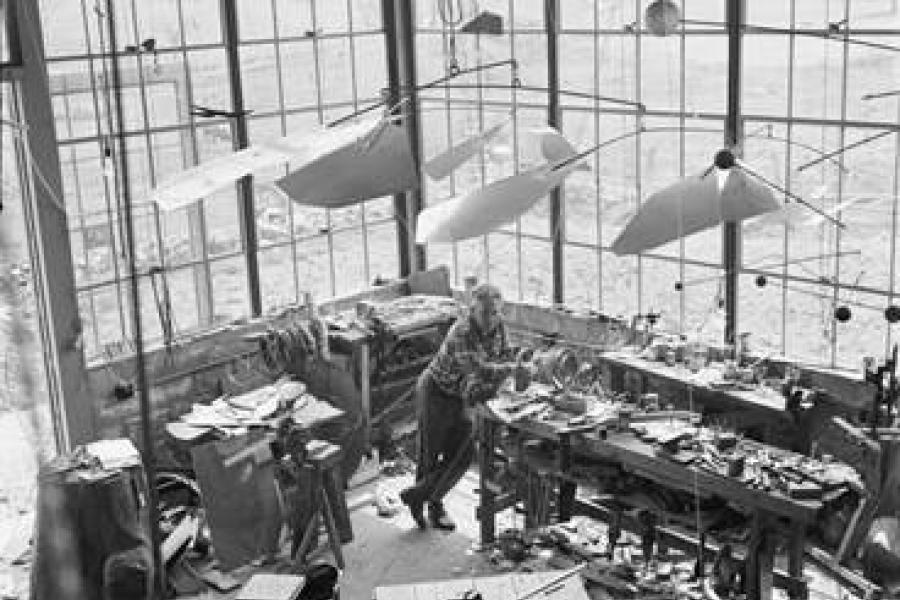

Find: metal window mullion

[269,0,300,305]
[678,0,686,333]
[175,0,214,326]
[346,0,370,287]
[634,0,643,316]
[440,26,459,286]
[103,0,163,587]
[309,0,336,298]
[60,83,100,353]
[508,0,522,301]
[889,100,900,353]
[220,0,262,316]
[593,0,601,312]
[783,0,797,356]
[723,0,744,346]
[79,0,130,345]
[128,0,168,305]
[831,0,852,368]
[545,0,563,305]
[475,28,489,285]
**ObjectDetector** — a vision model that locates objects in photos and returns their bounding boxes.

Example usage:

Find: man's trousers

[405,369,474,504]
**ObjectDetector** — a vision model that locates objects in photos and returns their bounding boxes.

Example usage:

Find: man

[400,283,528,530]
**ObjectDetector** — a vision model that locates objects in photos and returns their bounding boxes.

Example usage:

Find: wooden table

[476,403,820,600]
[597,351,796,443]
[374,571,590,600]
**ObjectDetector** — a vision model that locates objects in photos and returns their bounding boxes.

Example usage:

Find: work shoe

[428,502,456,531]
[399,488,427,530]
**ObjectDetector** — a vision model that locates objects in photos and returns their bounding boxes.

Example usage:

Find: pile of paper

[84,438,141,471]
[180,379,308,429]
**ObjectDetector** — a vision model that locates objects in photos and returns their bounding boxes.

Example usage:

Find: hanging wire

[437,0,465,75]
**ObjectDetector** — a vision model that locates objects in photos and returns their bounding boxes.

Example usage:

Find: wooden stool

[291,440,348,569]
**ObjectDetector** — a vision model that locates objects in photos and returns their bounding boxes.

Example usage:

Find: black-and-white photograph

[1,1,900,598]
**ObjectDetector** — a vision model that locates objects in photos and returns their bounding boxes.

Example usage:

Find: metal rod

[546,0,563,305]
[326,58,518,128]
[681,19,900,52]
[723,0,744,346]
[677,251,862,287]
[104,0,163,595]
[863,89,900,101]
[220,0,261,316]
[796,130,893,172]
[735,159,846,228]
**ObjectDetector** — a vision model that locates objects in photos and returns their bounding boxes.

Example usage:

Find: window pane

[259,245,296,311]
[210,255,249,322]
[241,44,280,113]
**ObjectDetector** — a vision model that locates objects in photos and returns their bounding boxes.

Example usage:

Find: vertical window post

[220,0,261,316]
[545,0,564,304]
[382,0,425,276]
[724,0,745,345]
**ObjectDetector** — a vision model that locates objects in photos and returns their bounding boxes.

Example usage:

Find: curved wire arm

[796,130,893,172]
[862,89,900,101]
[679,19,900,53]
[677,250,862,287]
[735,158,846,228]
[326,58,519,127]
[546,125,851,173]
[411,82,645,111]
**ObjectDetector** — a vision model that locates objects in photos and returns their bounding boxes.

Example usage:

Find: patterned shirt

[429,314,513,402]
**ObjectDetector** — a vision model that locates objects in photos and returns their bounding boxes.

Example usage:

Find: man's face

[472,288,503,333]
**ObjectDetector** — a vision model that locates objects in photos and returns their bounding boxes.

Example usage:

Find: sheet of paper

[84,437,141,470]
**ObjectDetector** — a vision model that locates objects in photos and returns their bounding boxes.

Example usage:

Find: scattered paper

[236,573,305,600]
[84,438,141,470]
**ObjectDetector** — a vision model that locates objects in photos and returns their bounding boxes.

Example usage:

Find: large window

[740,1,900,367]
[415,0,900,369]
[39,0,392,360]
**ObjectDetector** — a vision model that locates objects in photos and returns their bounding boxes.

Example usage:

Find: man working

[400,283,529,530]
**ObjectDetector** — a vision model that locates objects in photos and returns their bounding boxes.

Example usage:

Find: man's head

[469,283,504,334]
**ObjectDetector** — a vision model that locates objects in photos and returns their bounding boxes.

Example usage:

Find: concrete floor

[0,456,858,600]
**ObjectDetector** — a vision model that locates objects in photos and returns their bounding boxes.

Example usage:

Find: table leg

[294,469,323,563]
[745,511,775,600]
[557,433,576,522]
[478,415,497,545]
[359,343,371,451]
[788,520,808,600]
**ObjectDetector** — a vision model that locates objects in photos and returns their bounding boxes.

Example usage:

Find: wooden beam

[13,0,94,447]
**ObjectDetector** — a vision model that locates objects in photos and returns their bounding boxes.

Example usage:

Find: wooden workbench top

[479,403,823,523]
[599,351,788,415]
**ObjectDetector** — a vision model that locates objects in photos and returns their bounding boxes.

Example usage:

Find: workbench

[597,351,797,445]
[476,400,828,600]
